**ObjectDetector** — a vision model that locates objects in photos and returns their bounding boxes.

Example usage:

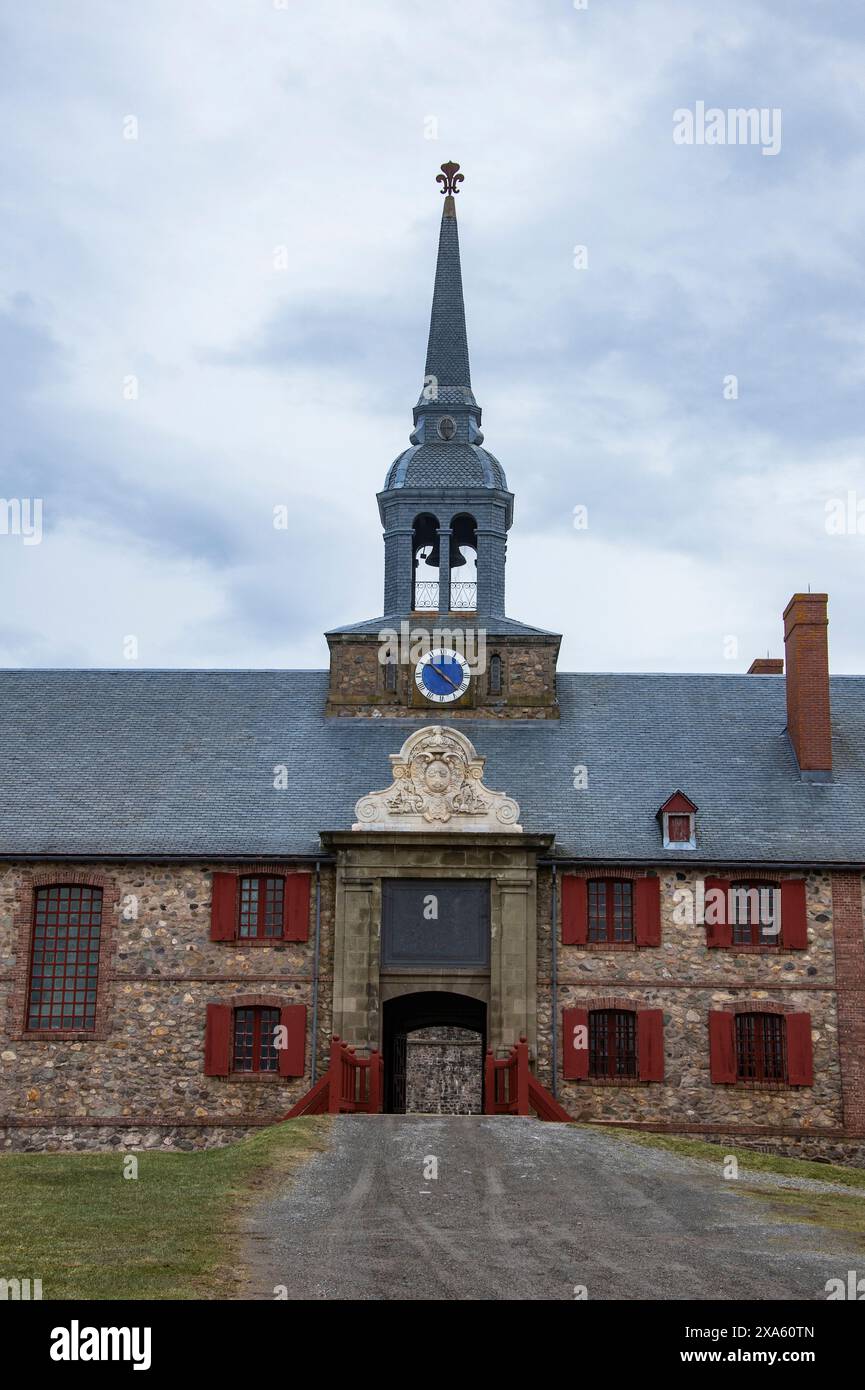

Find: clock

[414,647,471,704]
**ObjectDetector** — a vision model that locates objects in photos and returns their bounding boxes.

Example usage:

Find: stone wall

[2,852,863,1154]
[535,866,853,1135]
[404,1026,483,1114]
[325,632,560,718]
[0,1122,262,1153]
[0,861,336,1150]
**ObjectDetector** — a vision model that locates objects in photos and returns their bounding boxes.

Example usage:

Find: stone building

[2,164,865,1159]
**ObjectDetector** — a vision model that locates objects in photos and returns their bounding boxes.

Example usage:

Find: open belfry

[2,165,865,1161]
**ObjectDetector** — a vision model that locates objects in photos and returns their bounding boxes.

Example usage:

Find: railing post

[327,1035,342,1114]
[516,1037,530,1116]
[368,1049,382,1113]
[484,1049,495,1114]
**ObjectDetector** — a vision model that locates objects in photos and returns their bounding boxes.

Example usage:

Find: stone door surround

[323,831,553,1058]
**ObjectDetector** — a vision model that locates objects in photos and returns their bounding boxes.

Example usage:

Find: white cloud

[2,0,865,671]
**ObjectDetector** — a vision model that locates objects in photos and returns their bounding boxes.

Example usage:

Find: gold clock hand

[429,662,459,690]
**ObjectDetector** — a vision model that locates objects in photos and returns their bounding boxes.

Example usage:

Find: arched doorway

[383,991,486,1114]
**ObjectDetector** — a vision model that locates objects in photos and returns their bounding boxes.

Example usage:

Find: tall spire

[378,163,514,621]
[420,162,474,406]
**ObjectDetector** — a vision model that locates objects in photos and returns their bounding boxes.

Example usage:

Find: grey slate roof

[2,669,865,864]
[326,613,558,638]
[421,198,472,399]
[384,443,507,491]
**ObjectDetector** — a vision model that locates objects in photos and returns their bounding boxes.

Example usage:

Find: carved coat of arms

[353,726,521,832]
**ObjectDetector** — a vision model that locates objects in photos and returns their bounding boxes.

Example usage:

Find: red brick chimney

[747,657,783,674]
[783,593,832,779]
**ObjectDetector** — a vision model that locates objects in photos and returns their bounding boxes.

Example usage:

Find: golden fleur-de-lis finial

[436,161,464,196]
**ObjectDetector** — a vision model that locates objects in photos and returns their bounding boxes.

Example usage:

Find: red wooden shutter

[635,876,661,946]
[780,879,808,950]
[708,1011,736,1083]
[704,877,732,948]
[283,873,311,941]
[204,1003,232,1076]
[210,873,238,941]
[637,1009,664,1081]
[562,1007,589,1080]
[561,876,587,945]
[278,1004,307,1077]
[786,1012,814,1086]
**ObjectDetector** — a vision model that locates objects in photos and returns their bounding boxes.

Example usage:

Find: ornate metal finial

[436,161,464,196]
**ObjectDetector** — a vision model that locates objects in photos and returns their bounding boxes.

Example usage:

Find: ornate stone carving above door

[353,725,522,832]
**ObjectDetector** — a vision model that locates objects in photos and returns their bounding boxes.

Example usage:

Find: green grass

[737,1188,865,1249]
[0,1118,330,1300]
[596,1126,865,1190]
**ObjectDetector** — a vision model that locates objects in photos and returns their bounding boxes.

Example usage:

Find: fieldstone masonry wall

[1,854,863,1155]
[536,866,857,1140]
[404,1026,483,1113]
[325,633,560,718]
[0,861,335,1150]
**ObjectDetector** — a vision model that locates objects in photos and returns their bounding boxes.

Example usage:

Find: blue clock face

[414,648,471,703]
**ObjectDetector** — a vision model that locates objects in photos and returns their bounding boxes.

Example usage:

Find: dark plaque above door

[381,879,490,970]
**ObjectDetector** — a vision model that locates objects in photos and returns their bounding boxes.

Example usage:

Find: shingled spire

[422,162,473,403]
[378,163,514,620]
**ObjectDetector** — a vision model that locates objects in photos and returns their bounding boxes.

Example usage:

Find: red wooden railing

[286,1033,570,1122]
[284,1035,383,1118]
[484,1036,573,1122]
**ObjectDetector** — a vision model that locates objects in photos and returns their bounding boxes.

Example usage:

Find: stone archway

[382,991,486,1114]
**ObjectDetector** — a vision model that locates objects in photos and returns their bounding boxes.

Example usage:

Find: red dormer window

[658,791,697,849]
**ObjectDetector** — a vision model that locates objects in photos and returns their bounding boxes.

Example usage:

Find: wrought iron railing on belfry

[413,580,477,612]
[450,581,477,611]
[413,581,439,611]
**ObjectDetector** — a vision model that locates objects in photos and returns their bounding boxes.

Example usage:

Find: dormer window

[658,791,697,849]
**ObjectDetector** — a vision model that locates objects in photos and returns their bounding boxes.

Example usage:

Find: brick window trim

[217,938,295,949]
[579,941,638,953]
[7,870,120,1042]
[226,993,293,1009]
[217,863,311,877]
[568,997,798,1016]
[582,1076,645,1087]
[560,867,651,881]
[212,993,305,1082]
[579,994,643,1013]
[715,1000,798,1015]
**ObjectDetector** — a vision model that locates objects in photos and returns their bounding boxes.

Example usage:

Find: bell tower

[325,164,560,719]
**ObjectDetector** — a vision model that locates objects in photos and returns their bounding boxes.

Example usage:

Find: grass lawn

[599,1126,865,1248]
[0,1117,330,1300]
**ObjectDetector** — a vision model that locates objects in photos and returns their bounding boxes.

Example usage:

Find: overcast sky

[2,0,864,674]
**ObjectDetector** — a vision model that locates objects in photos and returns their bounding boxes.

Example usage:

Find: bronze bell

[423,536,466,570]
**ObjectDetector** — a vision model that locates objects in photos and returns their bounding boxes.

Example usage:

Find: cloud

[1,0,864,671]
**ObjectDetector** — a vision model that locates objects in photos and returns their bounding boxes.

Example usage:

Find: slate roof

[421,197,472,400]
[326,613,558,638]
[2,669,864,864]
[384,443,508,491]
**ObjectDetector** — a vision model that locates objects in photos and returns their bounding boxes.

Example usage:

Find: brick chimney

[783,593,832,780]
[747,657,783,675]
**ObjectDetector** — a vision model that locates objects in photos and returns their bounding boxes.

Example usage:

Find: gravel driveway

[242,1116,863,1301]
